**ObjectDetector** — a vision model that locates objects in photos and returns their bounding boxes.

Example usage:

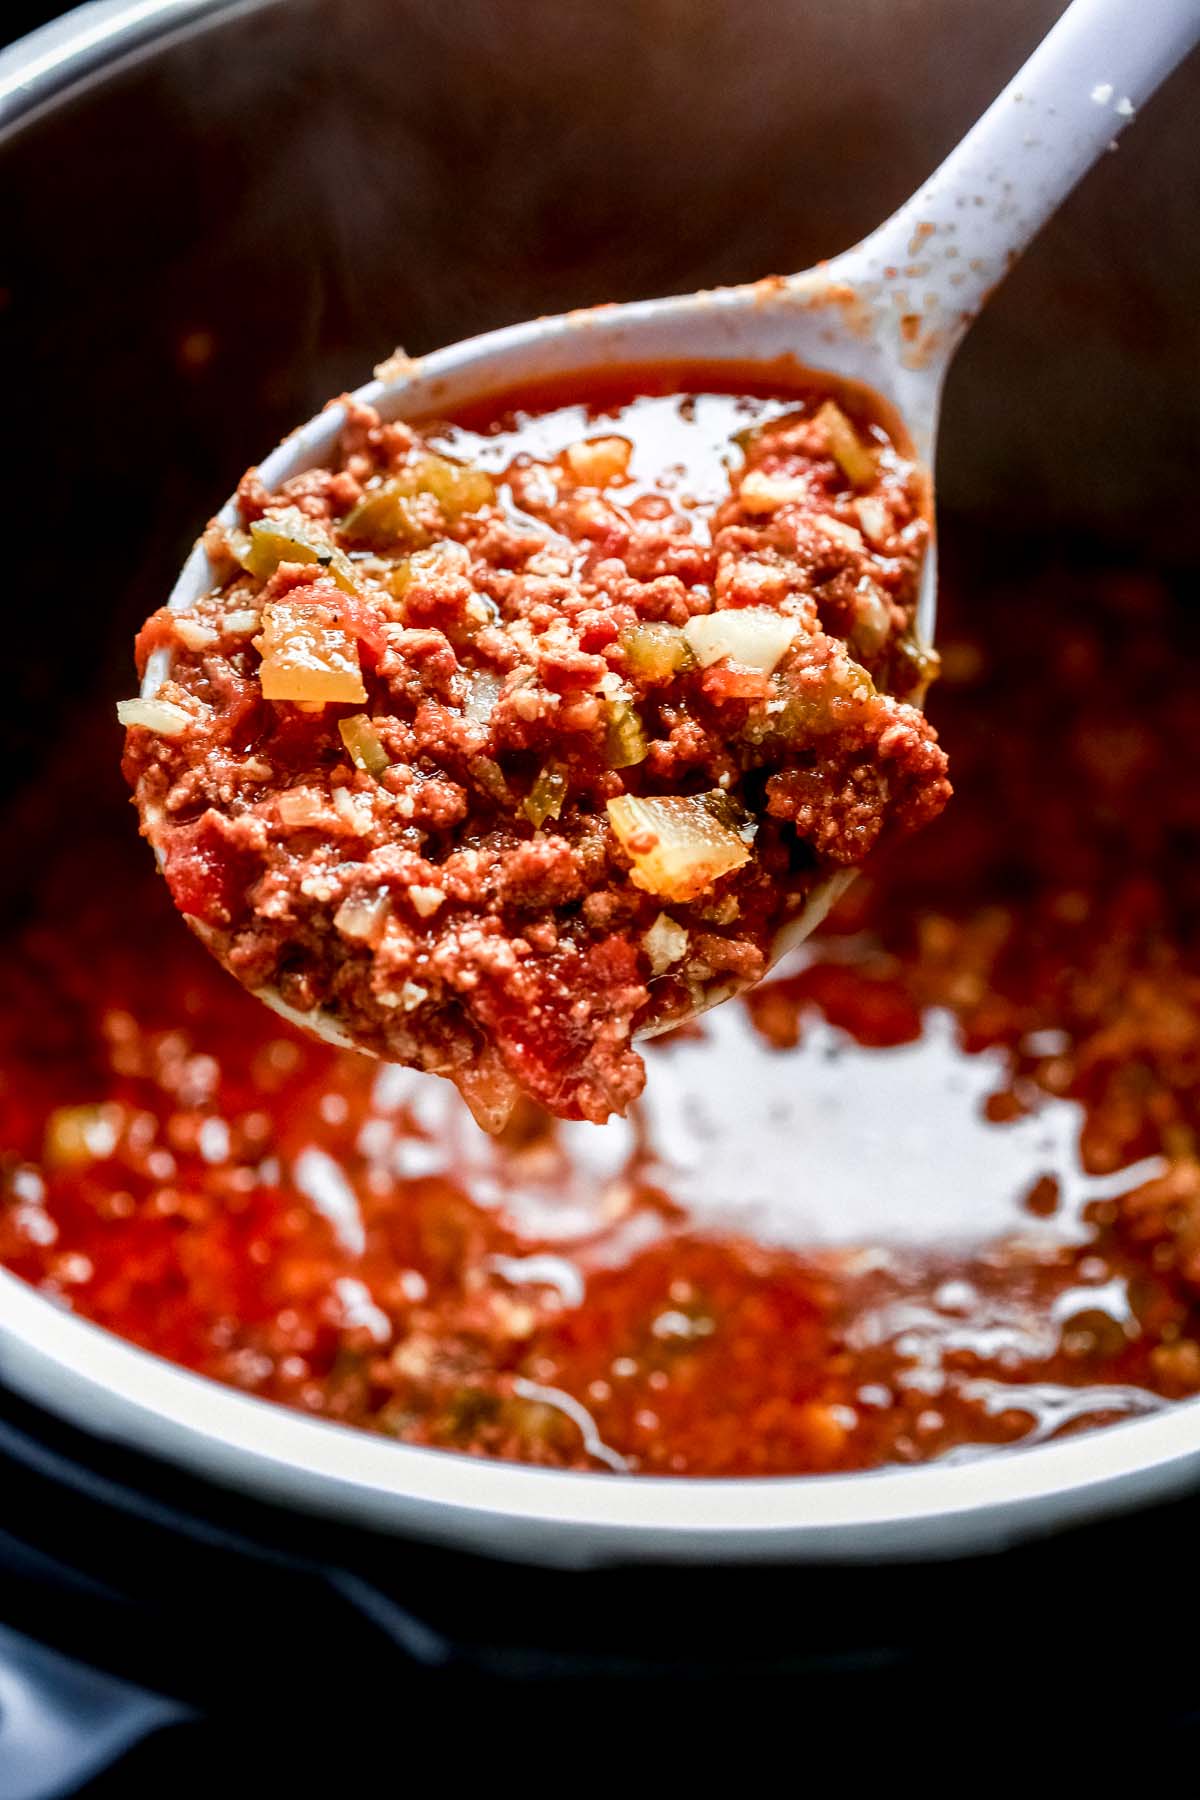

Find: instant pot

[1,0,1199,1784]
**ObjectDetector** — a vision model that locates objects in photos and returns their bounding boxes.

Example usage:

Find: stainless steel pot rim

[0,0,257,136]
[4,1265,1200,1559]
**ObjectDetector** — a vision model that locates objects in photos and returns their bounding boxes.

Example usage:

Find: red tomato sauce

[4,528,1200,1476]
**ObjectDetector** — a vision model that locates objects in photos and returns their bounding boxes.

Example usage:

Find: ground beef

[121,372,949,1126]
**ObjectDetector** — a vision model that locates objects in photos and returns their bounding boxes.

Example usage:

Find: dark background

[7,2,63,40]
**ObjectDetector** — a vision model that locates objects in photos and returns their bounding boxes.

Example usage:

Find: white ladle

[143,0,1200,1054]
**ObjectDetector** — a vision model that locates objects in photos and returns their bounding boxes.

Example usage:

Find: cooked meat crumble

[121,371,950,1127]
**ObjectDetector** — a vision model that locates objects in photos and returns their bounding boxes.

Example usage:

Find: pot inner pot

[3,512,1198,1477]
[1,0,1199,1485]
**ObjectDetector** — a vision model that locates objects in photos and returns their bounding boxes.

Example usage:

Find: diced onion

[334,888,391,944]
[642,912,689,975]
[463,669,503,727]
[255,602,367,705]
[338,713,389,776]
[224,609,262,636]
[683,607,797,673]
[855,496,891,546]
[813,513,865,552]
[173,616,219,652]
[117,697,193,737]
[607,793,753,902]
[277,788,327,827]
[455,1060,521,1135]
[813,400,877,487]
[737,469,809,514]
[850,579,892,657]
[408,884,446,918]
[332,786,371,832]
[563,436,632,486]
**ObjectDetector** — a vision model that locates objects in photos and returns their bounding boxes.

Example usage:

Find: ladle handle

[856,0,1200,353]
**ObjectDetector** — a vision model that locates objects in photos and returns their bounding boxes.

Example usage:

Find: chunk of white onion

[277,788,328,828]
[255,603,367,705]
[117,697,193,737]
[463,669,503,726]
[642,912,689,975]
[607,794,753,902]
[333,889,391,944]
[683,607,797,673]
[173,617,220,652]
[408,884,446,918]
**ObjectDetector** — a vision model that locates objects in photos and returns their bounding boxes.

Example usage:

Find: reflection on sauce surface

[5,527,1200,1476]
